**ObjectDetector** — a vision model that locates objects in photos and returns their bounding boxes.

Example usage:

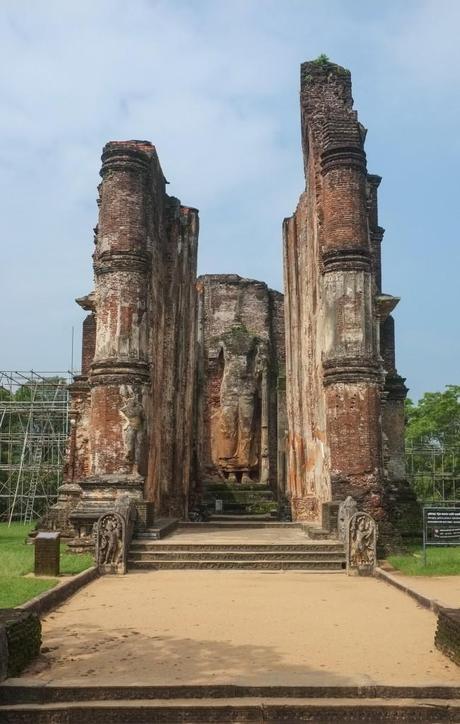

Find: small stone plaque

[34,531,60,577]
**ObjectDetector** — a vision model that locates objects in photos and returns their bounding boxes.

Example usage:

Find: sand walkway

[387,570,460,609]
[22,570,459,687]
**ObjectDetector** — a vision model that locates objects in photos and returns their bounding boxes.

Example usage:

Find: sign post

[423,506,460,566]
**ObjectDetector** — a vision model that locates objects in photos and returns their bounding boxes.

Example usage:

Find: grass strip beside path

[388,545,460,576]
[0,522,93,608]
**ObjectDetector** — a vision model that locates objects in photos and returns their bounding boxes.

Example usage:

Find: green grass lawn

[388,545,460,576]
[0,522,93,608]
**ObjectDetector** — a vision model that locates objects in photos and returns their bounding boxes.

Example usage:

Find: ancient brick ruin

[47,59,414,546]
[194,275,286,513]
[283,59,410,533]
[64,140,198,547]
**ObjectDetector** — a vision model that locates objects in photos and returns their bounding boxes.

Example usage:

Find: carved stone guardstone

[347,512,377,576]
[338,496,358,542]
[95,512,126,574]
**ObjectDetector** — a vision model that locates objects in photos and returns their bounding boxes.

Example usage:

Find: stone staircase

[128,534,346,571]
[2,684,460,723]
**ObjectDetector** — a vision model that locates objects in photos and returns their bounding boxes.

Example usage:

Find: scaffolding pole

[0,371,72,524]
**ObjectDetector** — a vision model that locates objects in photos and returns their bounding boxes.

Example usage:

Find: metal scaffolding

[406,443,460,502]
[0,371,71,523]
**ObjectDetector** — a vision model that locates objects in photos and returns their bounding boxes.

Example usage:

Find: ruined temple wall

[198,275,271,344]
[196,275,283,488]
[284,61,390,524]
[149,204,198,517]
[268,290,286,498]
[68,140,198,523]
[283,150,330,521]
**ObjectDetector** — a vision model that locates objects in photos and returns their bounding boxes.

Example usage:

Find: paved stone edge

[2,683,460,704]
[16,567,99,618]
[2,699,460,724]
[374,567,446,613]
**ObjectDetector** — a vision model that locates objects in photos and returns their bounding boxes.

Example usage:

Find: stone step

[3,683,459,704]
[128,559,346,570]
[2,697,459,722]
[204,490,276,500]
[203,483,274,492]
[130,542,344,552]
[129,550,345,562]
[209,513,276,522]
[178,521,301,529]
[136,518,179,539]
[303,525,336,540]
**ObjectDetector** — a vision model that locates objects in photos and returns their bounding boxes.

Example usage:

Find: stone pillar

[69,142,154,544]
[320,130,384,517]
[88,142,151,491]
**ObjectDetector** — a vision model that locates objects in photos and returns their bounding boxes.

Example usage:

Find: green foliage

[0,523,93,607]
[312,53,330,65]
[388,545,460,576]
[405,385,460,448]
[0,576,56,608]
[405,386,459,502]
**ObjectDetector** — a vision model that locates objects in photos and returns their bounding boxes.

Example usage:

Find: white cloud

[0,0,459,396]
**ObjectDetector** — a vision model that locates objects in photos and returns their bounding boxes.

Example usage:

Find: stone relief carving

[120,386,144,474]
[291,496,318,522]
[96,512,124,570]
[347,512,377,576]
[337,495,358,542]
[211,332,269,483]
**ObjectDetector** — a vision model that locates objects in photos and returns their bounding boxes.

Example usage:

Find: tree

[405,385,460,448]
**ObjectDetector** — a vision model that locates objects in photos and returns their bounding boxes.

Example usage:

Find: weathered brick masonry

[43,60,414,541]
[283,59,411,533]
[63,141,198,545]
[435,608,460,667]
[0,610,41,679]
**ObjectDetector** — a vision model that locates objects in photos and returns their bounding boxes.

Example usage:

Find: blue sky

[0,0,458,401]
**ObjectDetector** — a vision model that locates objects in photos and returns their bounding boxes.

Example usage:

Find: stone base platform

[128,523,346,570]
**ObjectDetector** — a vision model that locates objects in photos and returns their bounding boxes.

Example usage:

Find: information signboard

[423,506,460,564]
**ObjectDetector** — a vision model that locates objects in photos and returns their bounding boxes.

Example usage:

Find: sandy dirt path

[387,571,460,609]
[22,570,459,687]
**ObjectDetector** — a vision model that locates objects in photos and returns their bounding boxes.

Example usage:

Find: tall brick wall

[196,275,284,492]
[146,201,199,517]
[63,141,198,538]
[283,59,407,533]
